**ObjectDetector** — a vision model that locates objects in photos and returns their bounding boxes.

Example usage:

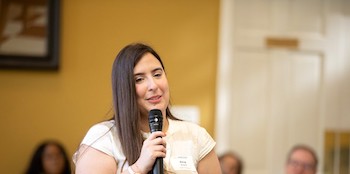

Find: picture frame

[0,0,60,70]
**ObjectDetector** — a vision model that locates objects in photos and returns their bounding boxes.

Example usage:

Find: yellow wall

[0,0,219,173]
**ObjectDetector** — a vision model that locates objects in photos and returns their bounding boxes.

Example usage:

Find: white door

[228,50,323,174]
[216,0,350,174]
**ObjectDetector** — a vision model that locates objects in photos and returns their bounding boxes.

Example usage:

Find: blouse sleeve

[80,122,115,157]
[197,126,216,161]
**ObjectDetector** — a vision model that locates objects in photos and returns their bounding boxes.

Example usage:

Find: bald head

[219,152,243,174]
[285,145,317,174]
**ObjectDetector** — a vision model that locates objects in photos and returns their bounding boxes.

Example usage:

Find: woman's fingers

[148,131,166,139]
[152,137,166,146]
[135,131,167,173]
[142,132,167,158]
[144,131,166,146]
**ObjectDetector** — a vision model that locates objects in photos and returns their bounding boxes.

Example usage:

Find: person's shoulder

[81,120,116,145]
[92,120,115,128]
[87,120,115,135]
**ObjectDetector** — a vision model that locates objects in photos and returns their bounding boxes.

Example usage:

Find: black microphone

[148,109,164,174]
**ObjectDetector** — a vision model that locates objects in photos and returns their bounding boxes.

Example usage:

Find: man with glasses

[285,144,318,174]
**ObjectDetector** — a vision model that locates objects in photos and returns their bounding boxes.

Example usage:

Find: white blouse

[74,119,216,174]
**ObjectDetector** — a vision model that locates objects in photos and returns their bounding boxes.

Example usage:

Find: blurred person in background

[25,140,71,174]
[219,151,243,174]
[285,144,317,174]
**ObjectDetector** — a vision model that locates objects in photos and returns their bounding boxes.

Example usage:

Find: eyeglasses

[287,159,315,171]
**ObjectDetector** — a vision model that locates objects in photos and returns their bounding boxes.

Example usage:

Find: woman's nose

[147,78,158,91]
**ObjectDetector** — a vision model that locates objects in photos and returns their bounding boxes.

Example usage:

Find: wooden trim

[266,37,299,49]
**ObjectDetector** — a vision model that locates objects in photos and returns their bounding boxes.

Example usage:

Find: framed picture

[0,0,60,69]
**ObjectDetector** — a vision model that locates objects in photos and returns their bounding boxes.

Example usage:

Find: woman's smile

[147,95,162,104]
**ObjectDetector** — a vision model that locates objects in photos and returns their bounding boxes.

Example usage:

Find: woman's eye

[154,71,163,77]
[154,73,161,77]
[135,77,143,83]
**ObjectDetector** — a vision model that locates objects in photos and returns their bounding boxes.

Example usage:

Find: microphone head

[149,109,163,133]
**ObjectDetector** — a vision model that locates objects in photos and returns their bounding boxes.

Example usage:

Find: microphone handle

[152,157,163,174]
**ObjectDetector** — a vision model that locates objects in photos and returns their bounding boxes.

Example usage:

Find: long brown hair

[111,43,179,169]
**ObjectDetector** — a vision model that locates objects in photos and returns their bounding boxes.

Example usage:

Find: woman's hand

[131,131,166,174]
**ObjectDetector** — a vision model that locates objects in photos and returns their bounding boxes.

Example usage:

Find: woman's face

[134,53,169,116]
[42,144,65,174]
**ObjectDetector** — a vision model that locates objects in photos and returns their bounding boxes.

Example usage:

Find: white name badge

[170,156,197,172]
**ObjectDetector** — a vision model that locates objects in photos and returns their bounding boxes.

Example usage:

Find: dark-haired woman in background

[25,140,71,174]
